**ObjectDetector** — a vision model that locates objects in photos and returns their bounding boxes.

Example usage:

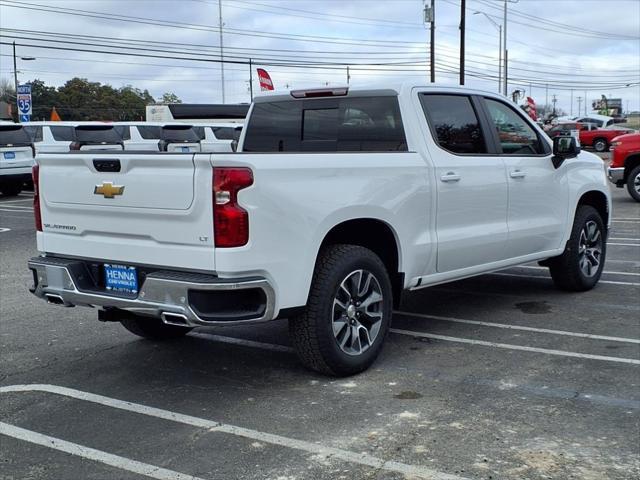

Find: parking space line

[0,206,33,211]
[0,198,34,204]
[612,220,640,224]
[609,238,640,242]
[0,228,10,233]
[490,271,640,286]
[612,218,640,221]
[0,422,206,480]
[389,329,640,365]
[191,332,294,353]
[608,242,640,247]
[393,311,640,344]
[0,385,468,480]
[517,265,640,277]
[0,208,33,214]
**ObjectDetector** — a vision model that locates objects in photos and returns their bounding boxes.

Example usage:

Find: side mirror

[552,135,580,168]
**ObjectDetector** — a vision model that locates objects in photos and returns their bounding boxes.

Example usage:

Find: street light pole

[218,0,226,103]
[503,0,508,96]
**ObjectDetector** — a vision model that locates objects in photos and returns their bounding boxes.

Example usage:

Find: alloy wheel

[331,269,384,356]
[578,220,603,277]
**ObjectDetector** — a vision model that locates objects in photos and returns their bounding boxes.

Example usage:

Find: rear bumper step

[28,256,276,326]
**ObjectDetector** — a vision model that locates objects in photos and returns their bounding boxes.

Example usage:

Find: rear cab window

[243,95,407,152]
[0,125,33,146]
[160,125,199,143]
[74,125,123,144]
[49,126,75,142]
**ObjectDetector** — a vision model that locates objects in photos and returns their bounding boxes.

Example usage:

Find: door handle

[510,170,526,179]
[440,172,461,183]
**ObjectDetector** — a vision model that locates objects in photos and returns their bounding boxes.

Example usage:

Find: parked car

[574,114,615,129]
[28,84,611,376]
[117,123,201,152]
[0,124,35,196]
[579,126,632,152]
[607,133,640,201]
[24,122,124,153]
[192,123,243,152]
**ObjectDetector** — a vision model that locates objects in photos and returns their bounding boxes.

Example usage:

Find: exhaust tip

[161,312,190,327]
[45,294,66,306]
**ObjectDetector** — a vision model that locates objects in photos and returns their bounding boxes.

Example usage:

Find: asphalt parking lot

[1,175,638,479]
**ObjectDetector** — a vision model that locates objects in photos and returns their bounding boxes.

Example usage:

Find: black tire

[0,184,22,196]
[289,244,393,377]
[121,314,192,340]
[593,138,608,152]
[626,165,640,202]
[547,205,606,291]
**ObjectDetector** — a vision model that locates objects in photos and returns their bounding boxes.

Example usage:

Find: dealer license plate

[3,152,15,160]
[104,264,138,294]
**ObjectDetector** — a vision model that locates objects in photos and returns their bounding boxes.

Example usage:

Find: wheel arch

[577,190,609,229]
[318,218,404,307]
[623,154,640,181]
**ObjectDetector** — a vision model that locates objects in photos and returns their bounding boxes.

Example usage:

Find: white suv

[0,123,35,196]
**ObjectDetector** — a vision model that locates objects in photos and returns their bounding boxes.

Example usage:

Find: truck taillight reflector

[32,164,42,232]
[213,167,253,248]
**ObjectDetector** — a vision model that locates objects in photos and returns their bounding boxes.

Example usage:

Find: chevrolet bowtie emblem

[94,182,125,198]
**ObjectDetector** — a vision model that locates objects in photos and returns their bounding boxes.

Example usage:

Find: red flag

[524,97,537,121]
[257,68,274,91]
[50,107,61,121]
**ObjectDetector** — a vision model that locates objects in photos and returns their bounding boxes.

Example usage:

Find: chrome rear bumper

[28,256,276,327]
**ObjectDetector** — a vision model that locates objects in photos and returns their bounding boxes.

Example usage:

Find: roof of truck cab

[252,83,516,103]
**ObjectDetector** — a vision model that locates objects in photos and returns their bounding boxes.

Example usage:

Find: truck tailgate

[37,153,215,271]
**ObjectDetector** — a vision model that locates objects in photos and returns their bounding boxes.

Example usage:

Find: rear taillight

[69,142,81,151]
[213,167,253,248]
[32,164,42,232]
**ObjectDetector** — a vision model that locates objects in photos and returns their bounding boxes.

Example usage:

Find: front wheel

[289,244,393,376]
[626,165,640,202]
[547,205,606,291]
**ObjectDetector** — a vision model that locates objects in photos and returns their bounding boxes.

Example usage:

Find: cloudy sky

[0,0,639,114]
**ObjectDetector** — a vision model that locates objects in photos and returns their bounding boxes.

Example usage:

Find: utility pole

[12,41,18,96]
[347,66,351,85]
[570,89,573,116]
[218,0,226,103]
[248,58,253,102]
[424,1,435,83]
[473,12,501,93]
[552,94,557,115]
[545,83,549,111]
[460,0,466,85]
[577,96,582,115]
[584,90,588,115]
[503,0,507,95]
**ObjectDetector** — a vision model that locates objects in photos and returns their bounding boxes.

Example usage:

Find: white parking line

[608,242,640,247]
[0,385,467,480]
[0,422,205,480]
[612,220,640,224]
[191,332,294,353]
[490,271,640,286]
[609,237,640,241]
[393,311,640,344]
[0,227,10,233]
[0,205,33,211]
[517,265,640,277]
[0,208,33,214]
[612,218,640,221]
[0,198,34,204]
[389,329,640,365]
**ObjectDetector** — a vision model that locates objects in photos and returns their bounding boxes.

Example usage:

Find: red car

[579,127,632,153]
[607,133,640,201]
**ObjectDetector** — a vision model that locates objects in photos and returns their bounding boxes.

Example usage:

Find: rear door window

[0,125,32,145]
[136,126,162,139]
[212,126,242,141]
[49,126,74,142]
[419,94,487,154]
[23,125,43,142]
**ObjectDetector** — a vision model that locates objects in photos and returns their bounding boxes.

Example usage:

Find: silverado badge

[94,182,125,198]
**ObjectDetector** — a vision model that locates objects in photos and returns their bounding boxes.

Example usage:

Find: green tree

[160,92,182,104]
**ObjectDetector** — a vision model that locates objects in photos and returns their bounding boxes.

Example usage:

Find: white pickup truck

[29,84,611,376]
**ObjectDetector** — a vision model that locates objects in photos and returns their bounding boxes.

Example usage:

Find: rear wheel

[289,244,392,376]
[120,314,192,340]
[626,165,640,202]
[593,138,608,152]
[547,205,606,291]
